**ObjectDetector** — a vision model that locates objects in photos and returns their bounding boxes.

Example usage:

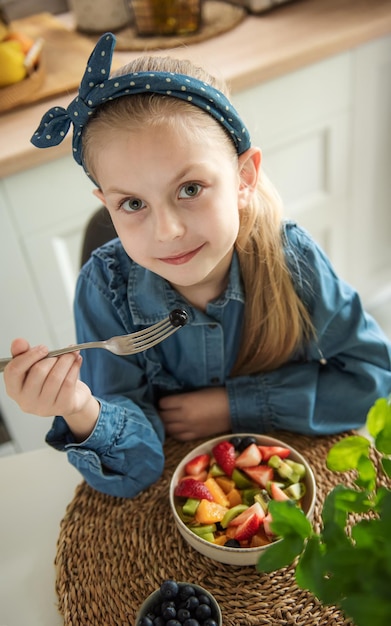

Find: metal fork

[0,309,188,373]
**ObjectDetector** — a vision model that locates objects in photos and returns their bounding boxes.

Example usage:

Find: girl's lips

[159,244,204,265]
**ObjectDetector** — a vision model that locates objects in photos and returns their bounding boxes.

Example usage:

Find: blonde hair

[82,56,314,376]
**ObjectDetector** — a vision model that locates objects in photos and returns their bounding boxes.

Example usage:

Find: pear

[0,39,26,87]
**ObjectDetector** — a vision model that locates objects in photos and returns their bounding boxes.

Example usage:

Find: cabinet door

[349,35,391,322]
[2,156,100,347]
[1,158,100,451]
[233,52,351,278]
[0,185,52,451]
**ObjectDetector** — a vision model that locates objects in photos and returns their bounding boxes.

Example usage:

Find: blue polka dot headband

[31,33,251,179]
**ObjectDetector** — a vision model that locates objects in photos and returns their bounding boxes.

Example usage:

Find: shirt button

[210,377,220,384]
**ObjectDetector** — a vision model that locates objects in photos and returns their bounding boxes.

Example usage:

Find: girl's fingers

[4,344,49,396]
[10,337,32,357]
[26,353,80,414]
[6,352,80,417]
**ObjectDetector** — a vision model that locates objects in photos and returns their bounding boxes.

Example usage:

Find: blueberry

[179,584,196,600]
[153,618,164,626]
[162,600,175,611]
[160,580,179,600]
[138,618,154,626]
[229,436,242,450]
[195,604,212,621]
[162,605,176,620]
[177,608,191,622]
[184,595,199,611]
[183,620,200,626]
[169,309,189,327]
[196,594,211,606]
[224,538,241,548]
[238,436,257,452]
[166,621,182,626]
[203,620,218,626]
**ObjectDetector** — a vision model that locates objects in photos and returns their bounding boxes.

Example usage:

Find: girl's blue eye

[179,183,201,198]
[121,197,145,212]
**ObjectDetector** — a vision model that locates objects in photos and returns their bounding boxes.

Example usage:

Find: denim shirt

[46,222,391,497]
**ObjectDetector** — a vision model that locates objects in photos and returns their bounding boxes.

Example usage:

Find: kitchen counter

[0,446,81,626]
[1,0,391,178]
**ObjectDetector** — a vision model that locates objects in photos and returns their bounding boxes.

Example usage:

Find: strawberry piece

[212,440,236,477]
[184,453,211,476]
[242,465,274,488]
[270,482,290,501]
[174,477,213,501]
[234,512,263,542]
[257,445,291,462]
[263,512,274,537]
[228,502,265,527]
[235,443,262,468]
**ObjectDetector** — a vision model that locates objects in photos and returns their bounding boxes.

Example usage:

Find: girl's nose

[153,205,185,241]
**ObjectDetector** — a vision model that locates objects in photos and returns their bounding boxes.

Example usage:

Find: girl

[4,34,391,497]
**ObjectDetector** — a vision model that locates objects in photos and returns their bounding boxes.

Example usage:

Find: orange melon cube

[204,477,230,507]
[226,488,242,507]
[213,534,228,546]
[225,525,237,539]
[214,476,235,494]
[195,499,228,525]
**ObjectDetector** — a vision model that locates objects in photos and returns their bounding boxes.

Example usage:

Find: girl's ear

[93,188,107,207]
[237,147,262,208]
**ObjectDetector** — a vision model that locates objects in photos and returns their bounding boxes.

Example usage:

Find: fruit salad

[173,436,307,548]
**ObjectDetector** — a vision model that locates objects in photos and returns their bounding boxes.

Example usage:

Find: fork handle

[0,341,104,373]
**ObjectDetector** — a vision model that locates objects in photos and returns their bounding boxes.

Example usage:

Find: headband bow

[31,33,251,179]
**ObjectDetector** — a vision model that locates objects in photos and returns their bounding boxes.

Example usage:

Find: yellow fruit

[0,40,26,87]
[6,31,35,55]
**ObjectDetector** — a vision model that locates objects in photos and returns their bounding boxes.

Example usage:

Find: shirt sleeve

[46,254,165,498]
[227,224,391,436]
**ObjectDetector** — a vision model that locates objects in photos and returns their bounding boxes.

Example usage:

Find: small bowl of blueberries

[136,579,222,626]
[169,433,316,566]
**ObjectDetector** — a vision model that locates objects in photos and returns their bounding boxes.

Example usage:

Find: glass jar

[131,0,202,36]
[69,0,132,34]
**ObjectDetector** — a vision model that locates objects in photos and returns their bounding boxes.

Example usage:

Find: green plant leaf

[355,453,376,490]
[367,396,391,454]
[267,500,313,539]
[256,534,304,572]
[382,457,391,479]
[326,435,370,472]
[295,535,326,597]
[322,484,372,523]
[341,594,391,626]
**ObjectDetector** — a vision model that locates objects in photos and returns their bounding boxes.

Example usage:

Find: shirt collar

[127,250,244,325]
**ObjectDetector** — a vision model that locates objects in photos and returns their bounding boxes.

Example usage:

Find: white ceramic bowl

[169,434,316,566]
[135,581,222,625]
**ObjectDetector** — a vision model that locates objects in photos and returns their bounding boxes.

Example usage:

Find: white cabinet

[349,35,391,328]
[0,158,98,451]
[233,35,391,334]
[233,51,352,278]
[1,35,390,451]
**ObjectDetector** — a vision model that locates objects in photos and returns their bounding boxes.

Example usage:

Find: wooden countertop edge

[1,0,391,178]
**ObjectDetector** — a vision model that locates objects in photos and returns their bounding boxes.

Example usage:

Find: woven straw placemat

[55,431,360,625]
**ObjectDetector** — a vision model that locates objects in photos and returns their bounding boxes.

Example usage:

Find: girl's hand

[158,387,231,441]
[4,338,99,441]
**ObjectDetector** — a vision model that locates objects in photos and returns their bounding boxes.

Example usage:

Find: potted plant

[257,396,391,626]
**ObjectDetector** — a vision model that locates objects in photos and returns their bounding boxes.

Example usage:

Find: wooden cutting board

[7,12,102,107]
